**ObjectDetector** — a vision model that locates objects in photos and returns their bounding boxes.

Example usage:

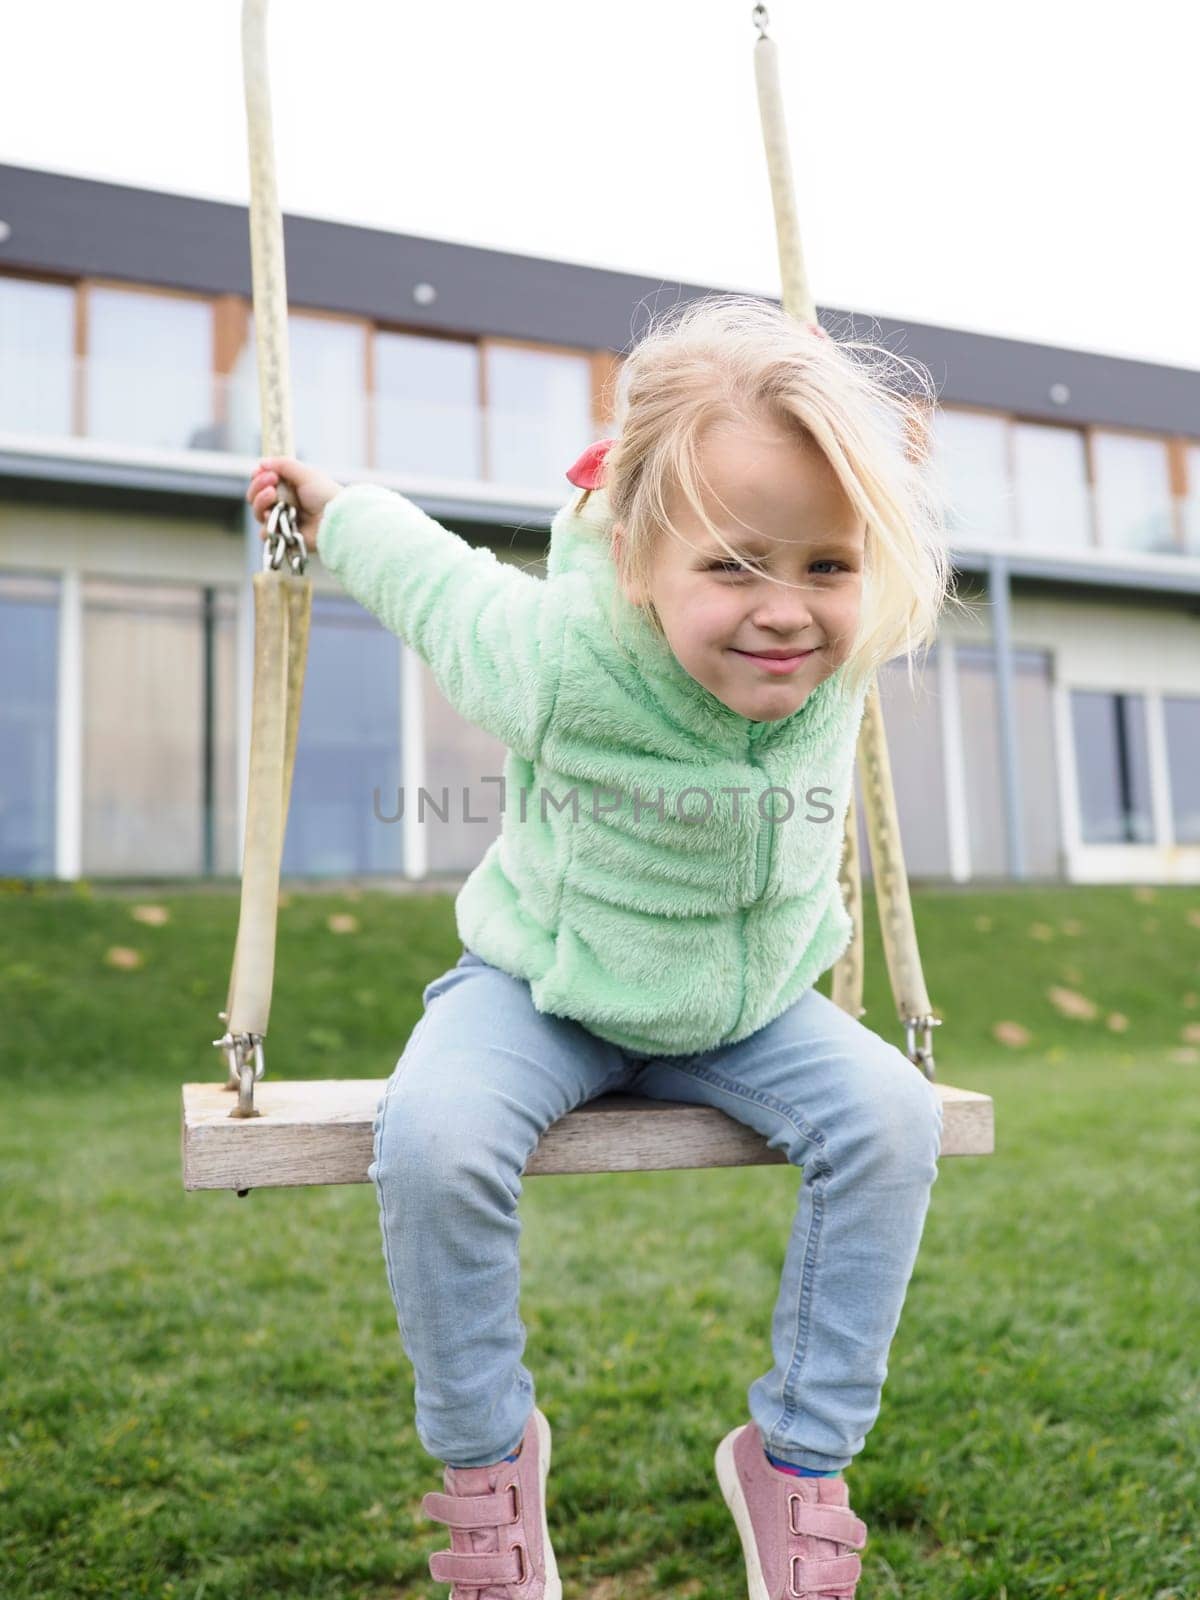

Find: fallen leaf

[1181,1023,1200,1046]
[106,946,143,970]
[1183,992,1198,1009]
[1187,910,1200,931]
[1168,1047,1199,1066]
[1059,919,1083,936]
[327,913,359,934]
[1105,1013,1129,1033]
[992,1021,1032,1047]
[1132,885,1157,903]
[1046,986,1099,1021]
[130,904,170,926]
[1028,922,1055,941]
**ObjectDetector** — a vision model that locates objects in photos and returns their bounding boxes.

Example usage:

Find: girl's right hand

[245,456,344,556]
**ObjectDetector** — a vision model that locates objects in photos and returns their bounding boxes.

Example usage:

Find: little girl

[248,293,955,1600]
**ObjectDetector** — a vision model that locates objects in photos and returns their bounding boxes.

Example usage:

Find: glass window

[874,649,950,877]
[1183,442,1200,556]
[1163,697,1200,845]
[230,311,367,469]
[373,331,482,481]
[0,573,59,875]
[281,595,403,877]
[80,580,238,878]
[288,313,367,470]
[930,408,1014,545]
[0,276,76,438]
[1012,422,1093,549]
[951,646,1062,877]
[1092,431,1176,554]
[85,286,215,451]
[82,579,208,875]
[208,590,240,877]
[485,345,594,493]
[1069,689,1154,845]
[421,663,508,875]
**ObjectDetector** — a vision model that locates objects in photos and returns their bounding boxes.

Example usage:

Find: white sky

[2,0,1197,372]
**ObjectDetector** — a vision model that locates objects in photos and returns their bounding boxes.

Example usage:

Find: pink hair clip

[566,437,617,490]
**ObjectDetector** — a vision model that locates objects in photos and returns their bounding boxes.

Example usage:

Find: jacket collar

[545,489,860,758]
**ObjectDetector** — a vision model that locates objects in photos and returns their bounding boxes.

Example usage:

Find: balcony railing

[0,354,604,500]
[2,353,1199,558]
[942,484,1200,560]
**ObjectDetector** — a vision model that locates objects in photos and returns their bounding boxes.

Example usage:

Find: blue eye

[707,558,844,577]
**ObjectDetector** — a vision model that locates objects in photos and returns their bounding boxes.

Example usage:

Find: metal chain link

[263,497,308,575]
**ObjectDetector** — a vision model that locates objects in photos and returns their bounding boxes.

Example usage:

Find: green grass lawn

[2,879,1199,1599]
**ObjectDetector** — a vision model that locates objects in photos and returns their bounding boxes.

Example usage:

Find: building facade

[1,163,1198,887]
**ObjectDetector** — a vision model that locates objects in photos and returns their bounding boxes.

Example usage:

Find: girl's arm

[320,484,567,762]
[249,463,566,763]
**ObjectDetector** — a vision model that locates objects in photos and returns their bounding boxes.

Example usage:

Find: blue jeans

[368,948,943,1472]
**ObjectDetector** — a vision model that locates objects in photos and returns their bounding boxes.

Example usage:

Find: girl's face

[616,419,866,721]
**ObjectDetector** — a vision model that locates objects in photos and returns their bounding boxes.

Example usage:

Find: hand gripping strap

[223,0,311,1052]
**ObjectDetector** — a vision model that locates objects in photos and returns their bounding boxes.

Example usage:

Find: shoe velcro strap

[428,1546,523,1585]
[790,1550,863,1593]
[422,1483,518,1529]
[789,1501,868,1548]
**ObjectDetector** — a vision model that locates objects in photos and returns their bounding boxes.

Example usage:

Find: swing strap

[213,0,313,1116]
[752,7,940,1077]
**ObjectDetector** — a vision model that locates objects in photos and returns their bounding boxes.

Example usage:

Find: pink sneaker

[421,1406,561,1599]
[715,1421,867,1598]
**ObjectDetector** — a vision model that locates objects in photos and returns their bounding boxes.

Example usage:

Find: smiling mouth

[732,647,816,672]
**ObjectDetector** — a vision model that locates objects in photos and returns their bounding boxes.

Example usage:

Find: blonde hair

[585,293,968,702]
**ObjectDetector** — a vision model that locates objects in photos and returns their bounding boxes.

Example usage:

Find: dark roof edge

[1,161,1197,435]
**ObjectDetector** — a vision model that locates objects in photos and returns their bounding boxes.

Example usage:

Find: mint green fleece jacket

[318,481,869,1058]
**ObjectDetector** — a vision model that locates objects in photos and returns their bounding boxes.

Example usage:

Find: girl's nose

[751,585,814,631]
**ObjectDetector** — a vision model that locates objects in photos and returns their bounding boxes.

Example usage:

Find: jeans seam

[371,1017,437,1359]
[663,1058,831,1163]
[371,1086,411,1360]
[643,1058,832,1448]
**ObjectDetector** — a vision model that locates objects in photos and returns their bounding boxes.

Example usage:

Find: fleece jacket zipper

[748,720,773,900]
[728,720,771,1042]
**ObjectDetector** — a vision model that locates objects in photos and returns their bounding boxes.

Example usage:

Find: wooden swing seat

[181,1077,994,1191]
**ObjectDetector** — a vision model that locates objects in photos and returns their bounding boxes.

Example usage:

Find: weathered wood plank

[182,1079,994,1191]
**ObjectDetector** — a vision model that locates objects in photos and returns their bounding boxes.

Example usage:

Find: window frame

[1067,684,1157,847]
